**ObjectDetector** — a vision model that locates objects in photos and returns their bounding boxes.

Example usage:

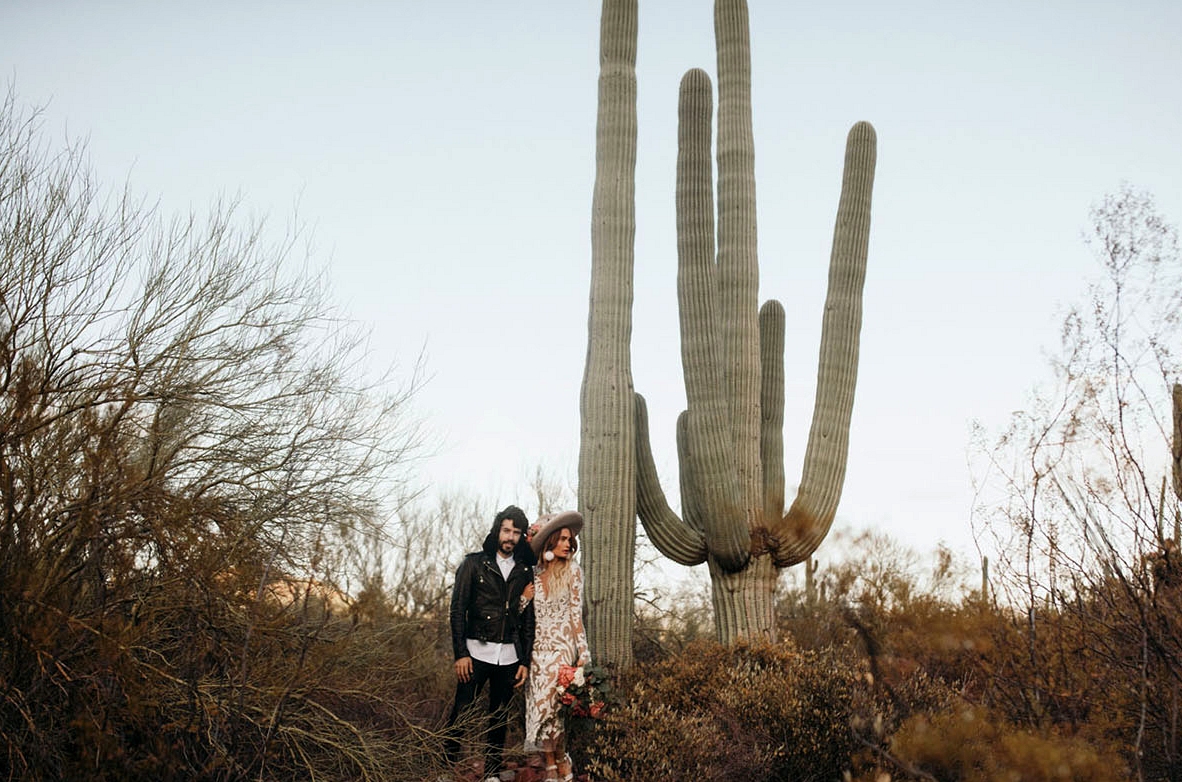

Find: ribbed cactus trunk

[1173,383,1181,524]
[633,0,877,642]
[578,0,638,670]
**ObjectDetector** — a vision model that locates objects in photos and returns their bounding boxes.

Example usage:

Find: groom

[443,505,536,781]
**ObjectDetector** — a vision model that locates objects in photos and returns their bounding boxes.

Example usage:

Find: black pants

[444,658,518,774]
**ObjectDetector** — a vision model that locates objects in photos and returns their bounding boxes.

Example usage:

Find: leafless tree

[0,93,429,779]
[972,186,1182,779]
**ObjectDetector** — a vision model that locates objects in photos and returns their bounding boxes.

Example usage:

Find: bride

[522,511,588,782]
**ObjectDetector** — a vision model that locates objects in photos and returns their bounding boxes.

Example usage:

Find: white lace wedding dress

[523,560,589,752]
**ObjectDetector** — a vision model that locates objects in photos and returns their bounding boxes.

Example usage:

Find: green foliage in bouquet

[557,663,617,722]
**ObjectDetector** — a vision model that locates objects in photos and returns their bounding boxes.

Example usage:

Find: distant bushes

[890,702,1127,782]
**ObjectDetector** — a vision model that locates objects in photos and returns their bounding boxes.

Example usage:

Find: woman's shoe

[543,763,560,782]
[558,753,574,782]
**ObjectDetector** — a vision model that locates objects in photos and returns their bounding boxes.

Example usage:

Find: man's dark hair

[482,505,535,564]
[494,505,529,533]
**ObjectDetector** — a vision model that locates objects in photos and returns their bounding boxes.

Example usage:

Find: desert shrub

[890,701,1129,782]
[584,640,858,781]
[585,702,756,780]
[631,579,715,664]
[0,566,466,781]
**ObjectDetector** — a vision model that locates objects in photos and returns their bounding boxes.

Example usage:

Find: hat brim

[529,510,584,556]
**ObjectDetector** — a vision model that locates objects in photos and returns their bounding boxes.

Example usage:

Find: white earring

[543,550,555,562]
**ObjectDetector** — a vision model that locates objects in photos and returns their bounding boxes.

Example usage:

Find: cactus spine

[634,0,877,642]
[578,0,638,669]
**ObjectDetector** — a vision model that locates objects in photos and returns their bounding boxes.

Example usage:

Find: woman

[523,511,588,782]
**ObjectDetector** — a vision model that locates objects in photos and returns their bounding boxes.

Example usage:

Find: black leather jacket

[449,552,535,664]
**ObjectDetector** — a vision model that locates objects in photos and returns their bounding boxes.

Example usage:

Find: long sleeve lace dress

[523,560,589,752]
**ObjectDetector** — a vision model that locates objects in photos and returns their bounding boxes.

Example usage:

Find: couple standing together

[444,506,588,782]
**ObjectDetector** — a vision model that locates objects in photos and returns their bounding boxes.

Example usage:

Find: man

[444,505,536,781]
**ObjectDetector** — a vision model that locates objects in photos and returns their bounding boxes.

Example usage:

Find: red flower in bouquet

[555,663,615,723]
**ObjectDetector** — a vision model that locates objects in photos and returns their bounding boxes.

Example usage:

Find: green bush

[890,702,1129,782]
[584,640,858,781]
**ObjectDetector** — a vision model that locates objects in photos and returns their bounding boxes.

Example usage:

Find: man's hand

[522,582,535,601]
[514,665,528,688]
[455,656,473,683]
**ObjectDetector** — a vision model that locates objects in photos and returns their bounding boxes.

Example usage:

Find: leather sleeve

[449,556,474,660]
[519,595,536,667]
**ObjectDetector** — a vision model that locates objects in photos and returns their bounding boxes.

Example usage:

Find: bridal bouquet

[556,663,613,721]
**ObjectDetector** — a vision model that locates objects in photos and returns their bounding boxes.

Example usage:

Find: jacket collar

[482,552,529,576]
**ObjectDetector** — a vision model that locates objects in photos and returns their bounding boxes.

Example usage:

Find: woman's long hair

[540,531,577,599]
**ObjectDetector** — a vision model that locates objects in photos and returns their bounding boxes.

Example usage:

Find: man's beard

[500,540,515,554]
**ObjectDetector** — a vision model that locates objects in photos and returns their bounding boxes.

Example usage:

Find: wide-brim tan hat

[529,510,584,557]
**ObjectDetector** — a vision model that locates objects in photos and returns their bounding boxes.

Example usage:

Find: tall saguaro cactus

[578,0,638,669]
[632,0,877,643]
[580,0,877,655]
[1173,383,1181,513]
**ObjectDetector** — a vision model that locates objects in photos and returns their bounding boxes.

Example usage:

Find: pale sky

[5,1,1181,566]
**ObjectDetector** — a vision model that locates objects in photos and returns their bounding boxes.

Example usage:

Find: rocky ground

[441,754,591,782]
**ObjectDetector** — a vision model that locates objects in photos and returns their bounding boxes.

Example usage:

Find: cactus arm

[676,67,749,572]
[773,121,877,567]
[677,410,707,535]
[714,0,763,516]
[635,394,708,565]
[759,300,786,523]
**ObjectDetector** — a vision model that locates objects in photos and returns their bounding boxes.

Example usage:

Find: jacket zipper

[486,558,511,643]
